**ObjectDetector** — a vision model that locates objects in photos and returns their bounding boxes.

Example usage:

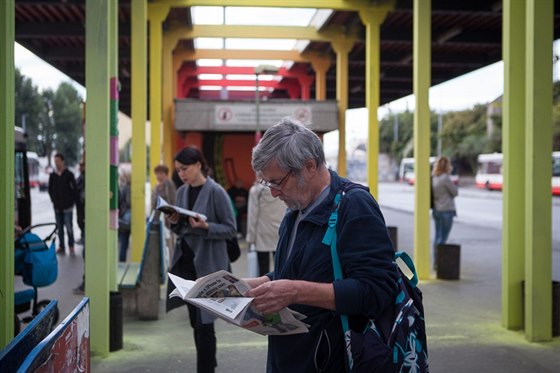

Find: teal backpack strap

[322,191,352,370]
[394,251,419,288]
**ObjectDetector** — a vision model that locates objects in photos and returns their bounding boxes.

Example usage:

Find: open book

[168,270,309,336]
[156,195,208,221]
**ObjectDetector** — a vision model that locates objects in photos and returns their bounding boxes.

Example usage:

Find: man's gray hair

[252,117,325,174]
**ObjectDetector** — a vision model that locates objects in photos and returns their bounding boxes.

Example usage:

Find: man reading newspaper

[244,119,399,373]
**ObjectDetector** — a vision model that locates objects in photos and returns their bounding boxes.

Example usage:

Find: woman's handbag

[247,244,259,278]
[226,236,241,263]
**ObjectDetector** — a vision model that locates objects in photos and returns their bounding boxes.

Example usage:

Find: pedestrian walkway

[87,205,560,373]
[16,187,559,372]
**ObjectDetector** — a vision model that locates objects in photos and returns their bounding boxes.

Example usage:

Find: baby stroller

[14,223,60,335]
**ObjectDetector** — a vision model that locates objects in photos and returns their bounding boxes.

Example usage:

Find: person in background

[48,153,77,255]
[74,160,86,294]
[166,146,236,373]
[76,161,85,245]
[431,156,459,268]
[152,164,177,262]
[244,118,398,372]
[151,164,177,221]
[245,180,286,276]
[227,179,248,237]
[118,170,132,262]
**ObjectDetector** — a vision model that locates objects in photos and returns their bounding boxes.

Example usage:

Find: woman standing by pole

[431,156,458,269]
[165,146,236,373]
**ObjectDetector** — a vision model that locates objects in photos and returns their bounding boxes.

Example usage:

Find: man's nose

[270,188,281,198]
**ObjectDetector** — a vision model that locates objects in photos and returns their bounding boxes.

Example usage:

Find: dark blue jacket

[267,171,399,373]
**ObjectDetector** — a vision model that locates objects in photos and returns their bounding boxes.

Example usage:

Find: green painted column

[331,38,354,178]
[131,0,148,263]
[109,0,119,289]
[502,0,525,331]
[413,0,431,280]
[359,7,391,198]
[85,0,111,356]
[0,0,15,348]
[524,0,553,342]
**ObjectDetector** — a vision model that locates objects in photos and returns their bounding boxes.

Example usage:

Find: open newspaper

[168,270,309,336]
[156,195,208,221]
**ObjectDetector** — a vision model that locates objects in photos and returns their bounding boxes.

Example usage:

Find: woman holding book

[166,146,236,373]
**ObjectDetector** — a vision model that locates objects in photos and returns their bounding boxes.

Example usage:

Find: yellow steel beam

[165,24,360,45]
[178,48,319,62]
[154,0,389,11]
[148,4,170,189]
[412,0,431,280]
[331,38,354,178]
[131,0,148,263]
[524,0,553,342]
[502,0,526,331]
[309,57,330,101]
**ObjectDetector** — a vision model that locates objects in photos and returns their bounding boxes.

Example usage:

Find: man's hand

[246,280,336,314]
[246,280,297,314]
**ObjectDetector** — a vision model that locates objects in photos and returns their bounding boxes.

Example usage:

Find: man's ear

[303,159,317,173]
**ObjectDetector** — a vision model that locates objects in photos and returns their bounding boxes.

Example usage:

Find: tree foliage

[14,69,83,166]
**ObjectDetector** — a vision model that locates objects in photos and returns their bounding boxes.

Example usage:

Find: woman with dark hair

[166,146,236,373]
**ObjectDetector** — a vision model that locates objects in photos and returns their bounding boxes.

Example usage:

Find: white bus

[476,152,560,195]
[399,156,459,185]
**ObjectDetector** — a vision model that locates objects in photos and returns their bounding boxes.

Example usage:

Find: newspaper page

[156,196,208,221]
[168,271,309,336]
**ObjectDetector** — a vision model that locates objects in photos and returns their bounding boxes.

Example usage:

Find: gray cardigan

[432,173,458,212]
[171,177,237,276]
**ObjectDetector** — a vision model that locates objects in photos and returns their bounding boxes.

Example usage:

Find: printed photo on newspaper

[168,270,309,336]
[156,195,208,221]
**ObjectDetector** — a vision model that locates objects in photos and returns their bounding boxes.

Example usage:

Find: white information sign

[215,104,312,130]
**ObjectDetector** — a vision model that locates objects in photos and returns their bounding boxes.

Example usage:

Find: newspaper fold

[168,270,309,336]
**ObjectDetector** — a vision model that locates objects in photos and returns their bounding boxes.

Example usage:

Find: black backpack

[322,184,429,373]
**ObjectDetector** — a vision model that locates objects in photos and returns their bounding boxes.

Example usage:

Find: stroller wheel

[14,315,21,336]
[34,300,60,326]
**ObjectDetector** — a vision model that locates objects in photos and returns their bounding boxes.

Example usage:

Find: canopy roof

[14,0,560,116]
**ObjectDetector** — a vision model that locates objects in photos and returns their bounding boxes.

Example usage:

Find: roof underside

[14,0,560,116]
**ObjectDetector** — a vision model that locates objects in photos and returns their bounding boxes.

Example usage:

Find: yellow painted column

[502,0,526,331]
[331,39,354,178]
[359,8,391,198]
[148,4,169,188]
[163,36,176,169]
[413,0,431,279]
[524,0,553,342]
[0,0,15,348]
[85,0,111,357]
[131,0,147,262]
[310,57,330,101]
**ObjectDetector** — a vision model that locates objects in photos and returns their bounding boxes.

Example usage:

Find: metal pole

[255,73,260,143]
[437,111,442,156]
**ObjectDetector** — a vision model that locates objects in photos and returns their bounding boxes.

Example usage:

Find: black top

[48,169,77,210]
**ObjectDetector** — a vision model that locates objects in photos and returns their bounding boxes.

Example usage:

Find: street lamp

[254,64,279,143]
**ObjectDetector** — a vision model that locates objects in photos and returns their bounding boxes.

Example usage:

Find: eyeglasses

[260,171,291,190]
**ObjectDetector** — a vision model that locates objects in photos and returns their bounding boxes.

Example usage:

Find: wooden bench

[0,300,58,372]
[118,216,166,320]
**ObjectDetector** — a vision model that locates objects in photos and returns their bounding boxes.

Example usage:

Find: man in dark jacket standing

[246,119,399,373]
[48,153,77,255]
